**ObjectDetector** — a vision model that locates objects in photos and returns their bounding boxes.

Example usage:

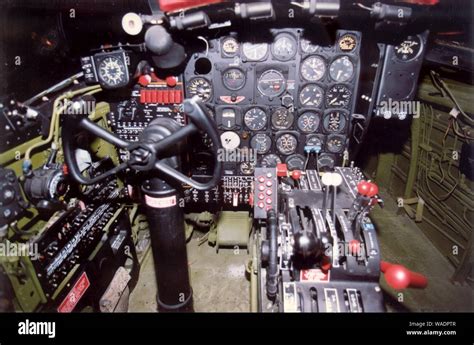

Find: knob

[357,180,379,197]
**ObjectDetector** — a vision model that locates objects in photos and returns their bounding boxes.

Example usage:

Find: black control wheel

[62,97,222,190]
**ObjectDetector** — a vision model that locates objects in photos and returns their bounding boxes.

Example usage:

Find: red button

[266,189,272,196]
[166,76,177,88]
[266,181,272,187]
[266,198,272,204]
[258,176,265,183]
[258,202,265,209]
[258,185,265,191]
[258,193,265,200]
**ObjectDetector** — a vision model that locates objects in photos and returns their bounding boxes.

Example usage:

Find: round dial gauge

[250,133,272,154]
[220,131,241,150]
[299,84,324,107]
[272,34,297,61]
[318,154,335,170]
[306,135,323,148]
[244,107,267,131]
[323,111,347,133]
[271,107,294,130]
[261,154,282,168]
[257,69,286,98]
[325,84,351,108]
[222,37,239,56]
[240,161,255,175]
[394,36,422,62]
[329,56,354,82]
[326,135,345,153]
[301,56,326,82]
[286,154,305,171]
[276,134,298,155]
[187,77,213,102]
[300,38,318,54]
[222,68,246,91]
[297,112,320,133]
[242,42,269,61]
[339,34,357,52]
[98,56,127,87]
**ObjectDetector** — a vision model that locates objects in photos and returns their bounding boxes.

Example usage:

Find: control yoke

[62,97,223,190]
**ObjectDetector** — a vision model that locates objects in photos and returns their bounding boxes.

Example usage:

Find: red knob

[138,74,151,87]
[166,76,177,88]
[357,180,379,197]
[321,256,332,272]
[291,170,301,180]
[349,239,360,256]
[381,261,428,290]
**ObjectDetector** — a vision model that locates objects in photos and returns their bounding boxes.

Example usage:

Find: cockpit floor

[128,232,250,312]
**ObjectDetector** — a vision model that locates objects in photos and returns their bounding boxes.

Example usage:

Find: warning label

[57,272,90,313]
[300,269,330,283]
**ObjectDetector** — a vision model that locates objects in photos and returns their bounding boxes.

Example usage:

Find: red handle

[380,260,428,290]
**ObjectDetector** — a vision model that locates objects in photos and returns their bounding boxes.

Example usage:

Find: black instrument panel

[184,29,361,174]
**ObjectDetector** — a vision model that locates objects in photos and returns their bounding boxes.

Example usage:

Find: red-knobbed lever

[381,260,428,290]
[357,180,379,197]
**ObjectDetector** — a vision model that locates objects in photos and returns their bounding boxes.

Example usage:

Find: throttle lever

[381,260,428,290]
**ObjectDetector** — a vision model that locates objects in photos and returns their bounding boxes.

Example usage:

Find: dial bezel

[300,55,327,82]
[271,33,298,61]
[329,55,355,83]
[186,77,213,102]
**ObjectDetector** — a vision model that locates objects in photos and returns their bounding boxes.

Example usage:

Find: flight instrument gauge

[95,53,129,89]
[338,34,357,52]
[286,154,305,171]
[297,112,320,133]
[325,84,351,108]
[323,111,347,133]
[244,107,267,131]
[299,84,324,107]
[326,135,345,153]
[329,56,354,82]
[250,134,272,154]
[318,154,335,170]
[242,42,269,61]
[271,107,294,130]
[300,38,318,54]
[261,154,282,168]
[257,70,286,98]
[220,131,241,150]
[301,56,326,82]
[187,77,213,102]
[222,37,239,57]
[272,34,297,61]
[276,134,298,155]
[222,68,246,90]
[240,161,255,175]
[394,35,423,62]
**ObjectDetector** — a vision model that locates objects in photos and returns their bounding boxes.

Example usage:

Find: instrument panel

[184,29,361,174]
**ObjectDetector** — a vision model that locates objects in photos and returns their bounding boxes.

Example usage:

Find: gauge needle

[303,97,310,104]
[329,98,337,105]
[337,71,342,79]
